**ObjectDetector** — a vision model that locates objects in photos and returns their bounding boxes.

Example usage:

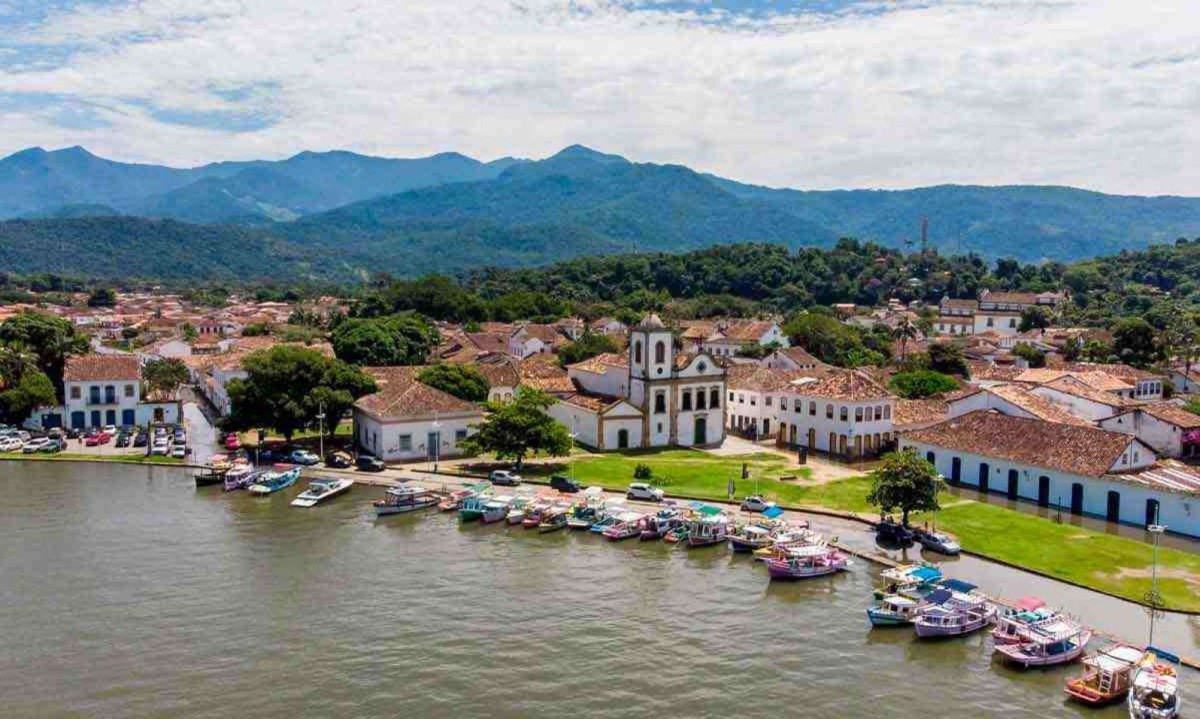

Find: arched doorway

[1037,476,1050,507]
[1106,491,1121,523]
[828,432,836,453]
[1007,469,1019,499]
[1145,498,1160,527]
[807,428,815,449]
[853,435,862,458]
[925,451,936,466]
[617,429,629,449]
[950,457,961,484]
[1070,483,1084,515]
[978,463,990,493]
[693,417,707,445]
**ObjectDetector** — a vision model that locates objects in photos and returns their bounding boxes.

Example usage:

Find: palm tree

[0,342,37,388]
[892,317,919,363]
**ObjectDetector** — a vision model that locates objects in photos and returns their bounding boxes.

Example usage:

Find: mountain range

[1,144,1199,282]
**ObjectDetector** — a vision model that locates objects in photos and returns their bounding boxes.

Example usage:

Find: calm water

[0,462,1188,718]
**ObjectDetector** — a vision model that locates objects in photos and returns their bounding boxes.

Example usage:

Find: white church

[548,314,728,450]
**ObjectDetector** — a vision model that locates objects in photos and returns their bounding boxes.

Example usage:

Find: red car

[84,431,111,447]
[224,433,241,450]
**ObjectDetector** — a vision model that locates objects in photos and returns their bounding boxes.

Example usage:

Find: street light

[431,411,441,474]
[1146,520,1167,647]
[316,401,326,463]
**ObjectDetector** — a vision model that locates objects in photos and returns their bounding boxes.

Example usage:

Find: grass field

[525,448,1200,610]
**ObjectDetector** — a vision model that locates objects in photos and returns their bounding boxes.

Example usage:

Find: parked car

[489,470,522,486]
[549,475,581,493]
[16,431,30,442]
[356,454,386,472]
[173,431,187,444]
[325,451,352,469]
[288,449,320,466]
[875,517,915,547]
[0,437,23,452]
[150,441,169,456]
[914,528,962,556]
[739,495,776,513]
[626,482,665,502]
[65,427,82,440]
[170,445,187,459]
[224,433,241,450]
[154,426,168,438]
[133,432,148,448]
[40,438,65,453]
[115,432,131,448]
[22,438,51,453]
[84,432,110,447]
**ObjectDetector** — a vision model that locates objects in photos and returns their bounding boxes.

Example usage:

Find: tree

[1061,335,1083,362]
[557,330,621,367]
[459,388,572,468]
[142,358,190,398]
[892,317,919,362]
[224,346,377,440]
[0,368,57,424]
[1112,317,1161,368]
[417,364,490,402]
[330,314,438,367]
[888,370,958,399]
[866,451,943,526]
[241,322,272,337]
[1018,306,1051,332]
[783,312,882,368]
[87,288,117,308]
[927,343,969,377]
[0,311,89,396]
[1012,342,1046,368]
[182,323,198,341]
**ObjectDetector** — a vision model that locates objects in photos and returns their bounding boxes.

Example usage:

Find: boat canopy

[939,578,977,594]
[911,566,942,582]
[761,506,784,519]
[924,588,953,605]
[1014,596,1045,611]
[885,596,917,607]
[1146,646,1182,665]
[697,505,724,517]
[743,525,771,536]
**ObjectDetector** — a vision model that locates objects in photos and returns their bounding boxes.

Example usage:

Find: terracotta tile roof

[518,354,575,394]
[936,316,974,325]
[64,355,140,381]
[904,411,1135,478]
[561,392,625,412]
[893,398,950,430]
[473,356,520,388]
[679,320,716,340]
[567,352,628,374]
[466,332,510,355]
[785,368,891,401]
[515,323,564,344]
[356,366,480,418]
[728,365,822,393]
[981,291,1040,305]
[940,298,979,310]
[1063,362,1162,383]
[986,383,1093,426]
[775,346,824,366]
[1139,402,1200,429]
[719,319,776,343]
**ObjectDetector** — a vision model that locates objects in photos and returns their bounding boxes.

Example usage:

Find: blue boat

[247,466,301,495]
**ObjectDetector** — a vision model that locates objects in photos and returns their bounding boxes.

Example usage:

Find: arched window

[634,341,642,364]
[681,390,692,411]
[883,404,891,420]
[654,341,665,364]
[710,387,720,408]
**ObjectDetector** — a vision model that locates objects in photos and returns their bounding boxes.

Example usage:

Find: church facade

[548,314,727,450]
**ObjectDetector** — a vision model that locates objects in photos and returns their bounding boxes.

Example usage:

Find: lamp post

[431,411,441,474]
[1147,519,1167,647]
[316,401,326,464]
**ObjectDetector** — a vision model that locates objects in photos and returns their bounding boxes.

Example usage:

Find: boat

[876,564,943,598]
[439,484,485,512]
[765,543,849,580]
[728,524,774,553]
[521,497,556,528]
[458,491,492,522]
[222,464,259,491]
[291,477,354,507]
[752,527,818,562]
[194,454,233,487]
[638,508,679,540]
[538,507,570,533]
[685,506,729,547]
[867,594,923,626]
[1128,647,1181,719]
[602,511,644,541]
[589,507,626,534]
[481,496,514,524]
[374,484,439,516]
[1065,644,1145,706]
[992,597,1061,645]
[912,580,997,638]
[505,495,533,525]
[662,523,689,544]
[567,488,605,529]
[247,466,301,496]
[994,618,1092,668]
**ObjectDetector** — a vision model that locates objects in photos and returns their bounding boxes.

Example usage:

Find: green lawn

[526,449,1200,611]
[0,452,184,465]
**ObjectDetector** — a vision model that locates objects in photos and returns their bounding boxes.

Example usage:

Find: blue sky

[1,0,1198,195]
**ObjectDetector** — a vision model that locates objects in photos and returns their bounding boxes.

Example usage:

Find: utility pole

[316,401,326,463]
[1147,516,1166,647]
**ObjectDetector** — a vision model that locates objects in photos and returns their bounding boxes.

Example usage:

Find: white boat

[993,618,1092,668]
[481,496,514,524]
[912,579,997,638]
[1129,647,1181,719]
[291,477,354,507]
[374,484,439,516]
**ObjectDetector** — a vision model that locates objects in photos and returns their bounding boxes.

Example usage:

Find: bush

[889,370,959,399]
[633,463,653,480]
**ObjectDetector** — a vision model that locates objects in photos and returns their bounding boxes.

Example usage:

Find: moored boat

[764,543,848,580]
[505,495,533,525]
[1128,647,1181,719]
[602,511,644,541]
[481,496,514,524]
[247,466,301,496]
[867,594,922,627]
[1065,644,1144,706]
[537,507,570,533]
[685,506,729,547]
[992,596,1060,645]
[194,454,234,487]
[875,564,943,600]
[728,524,773,553]
[439,485,485,512]
[222,464,259,491]
[374,484,439,516]
[912,579,997,638]
[662,524,689,544]
[638,508,678,540]
[458,491,492,522]
[291,477,354,507]
[521,497,556,528]
[993,619,1092,668]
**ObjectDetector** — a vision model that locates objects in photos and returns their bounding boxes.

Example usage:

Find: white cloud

[1,0,1198,195]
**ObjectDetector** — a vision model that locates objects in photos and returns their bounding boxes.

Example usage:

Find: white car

[739,495,777,513]
[22,438,51,453]
[103,425,118,435]
[0,437,24,452]
[626,482,665,502]
[151,438,170,456]
[170,445,187,459]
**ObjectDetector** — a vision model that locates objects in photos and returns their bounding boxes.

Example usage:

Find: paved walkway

[704,435,867,483]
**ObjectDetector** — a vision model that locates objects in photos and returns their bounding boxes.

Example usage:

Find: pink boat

[764,544,849,580]
[602,512,644,541]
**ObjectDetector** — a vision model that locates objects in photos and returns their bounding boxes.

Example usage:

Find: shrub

[633,463,653,480]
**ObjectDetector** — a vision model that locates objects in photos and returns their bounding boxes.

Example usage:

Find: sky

[1,0,1198,195]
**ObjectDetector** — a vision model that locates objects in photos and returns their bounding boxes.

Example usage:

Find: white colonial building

[31,355,181,430]
[547,314,726,450]
[1099,402,1200,459]
[353,366,482,462]
[774,368,896,458]
[900,410,1200,538]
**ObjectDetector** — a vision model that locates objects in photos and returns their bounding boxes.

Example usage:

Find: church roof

[635,313,665,330]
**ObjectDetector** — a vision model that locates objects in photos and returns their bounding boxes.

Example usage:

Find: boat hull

[686,535,726,548]
[866,608,912,626]
[766,561,845,580]
[459,509,483,522]
[728,536,771,552]
[293,483,352,507]
[375,499,438,516]
[913,613,994,638]
[995,641,1089,668]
